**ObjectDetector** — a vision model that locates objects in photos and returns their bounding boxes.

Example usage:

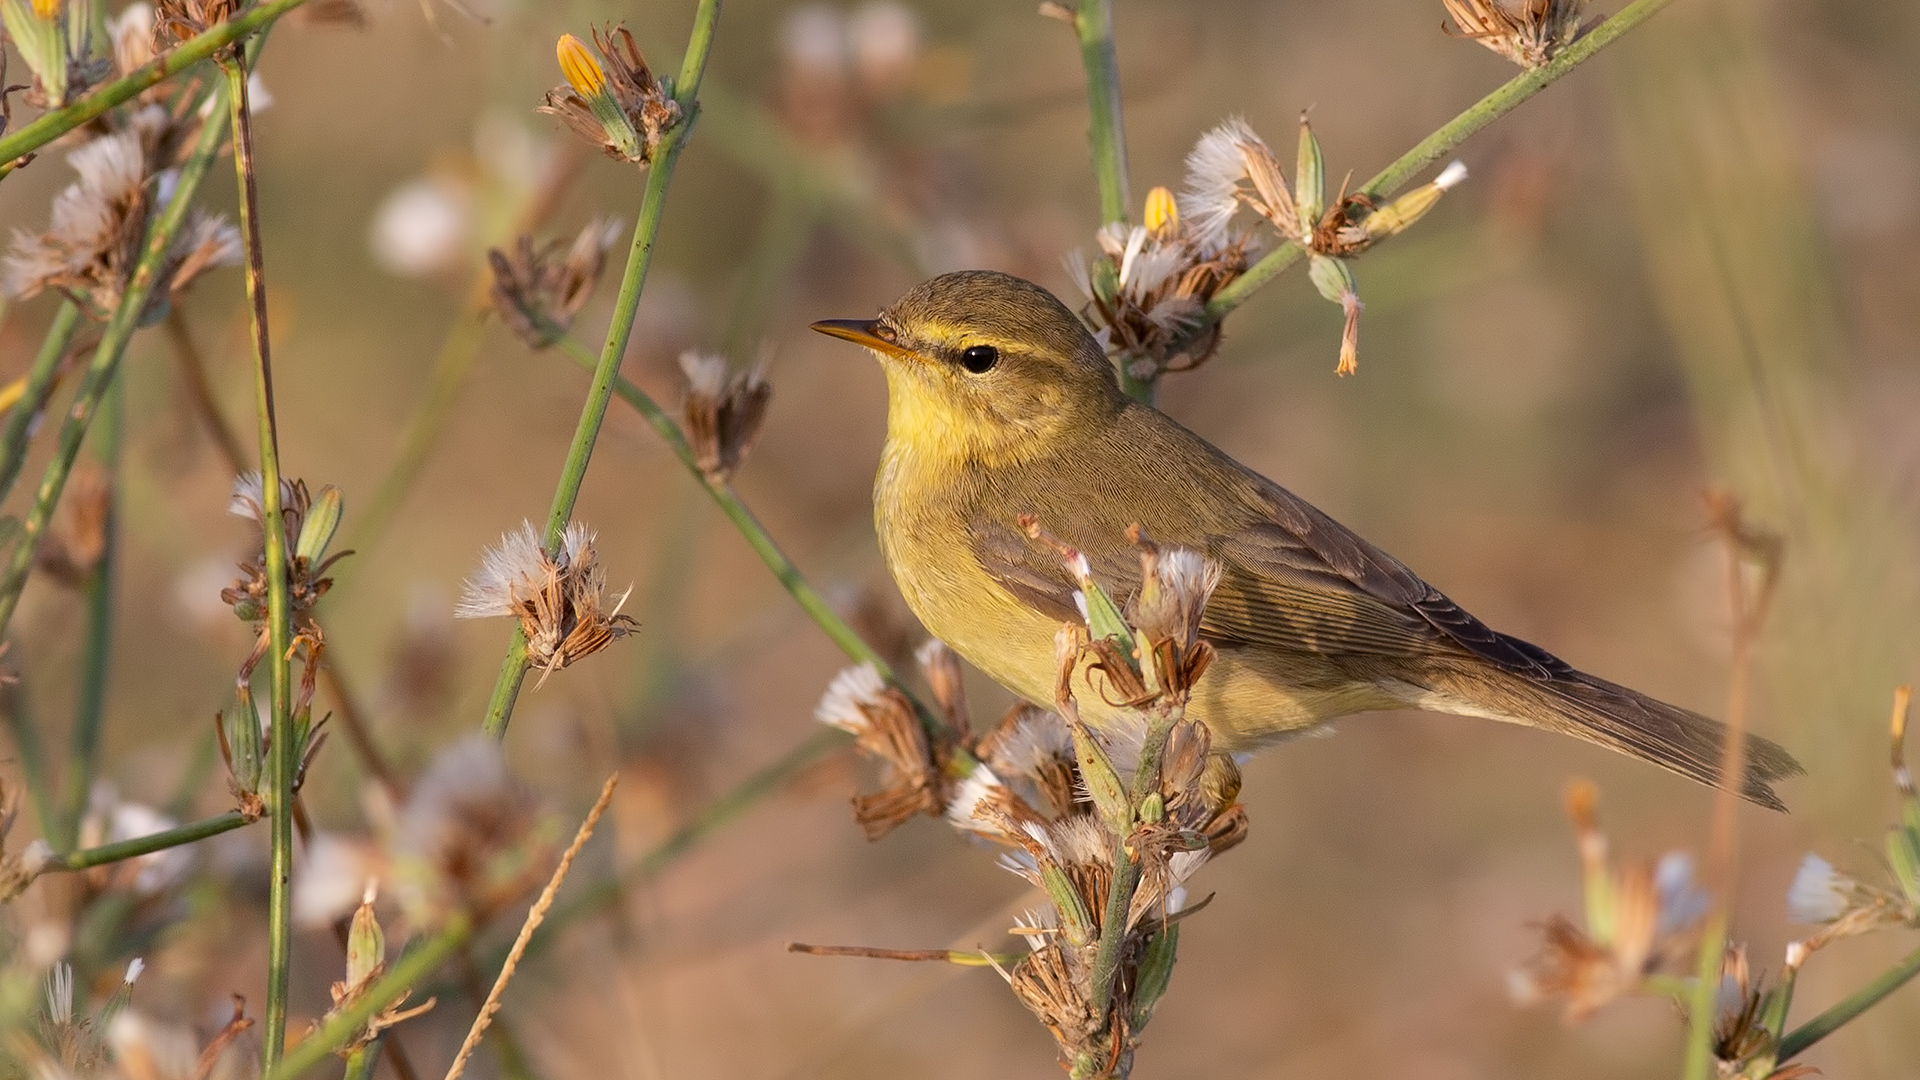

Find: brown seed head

[487,217,625,349]
[678,350,772,484]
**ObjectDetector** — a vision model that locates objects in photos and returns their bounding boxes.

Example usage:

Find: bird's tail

[1418,664,1803,811]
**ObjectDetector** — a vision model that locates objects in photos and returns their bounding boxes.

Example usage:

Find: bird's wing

[1220,482,1573,678]
[967,468,1569,678]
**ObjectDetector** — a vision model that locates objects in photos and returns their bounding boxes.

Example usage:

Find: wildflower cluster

[1785,688,1920,947]
[1065,185,1253,384]
[1442,0,1589,69]
[540,25,680,166]
[807,525,1247,1079]
[1181,116,1466,375]
[679,350,772,484]
[487,217,625,350]
[454,521,634,682]
[217,474,345,815]
[3,110,239,320]
[1514,692,1920,1078]
[1508,780,1708,1020]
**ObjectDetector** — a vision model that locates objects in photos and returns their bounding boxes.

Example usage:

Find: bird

[812,269,1801,809]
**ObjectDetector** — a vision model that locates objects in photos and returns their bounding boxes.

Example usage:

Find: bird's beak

[810,318,914,361]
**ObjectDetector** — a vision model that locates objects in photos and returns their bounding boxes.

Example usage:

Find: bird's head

[812,270,1125,466]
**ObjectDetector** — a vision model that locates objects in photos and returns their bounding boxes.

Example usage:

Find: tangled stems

[0,0,312,168]
[0,89,231,644]
[221,52,299,1067]
[481,0,725,739]
[1200,0,1679,324]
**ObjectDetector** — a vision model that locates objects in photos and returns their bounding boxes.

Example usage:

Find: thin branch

[442,775,618,1080]
[38,809,255,872]
[0,301,81,506]
[788,942,1023,966]
[1072,0,1131,226]
[481,0,726,738]
[222,52,296,1067]
[0,0,313,167]
[163,310,251,471]
[1201,0,1679,323]
[56,373,124,851]
[1778,942,1920,1061]
[266,916,474,1080]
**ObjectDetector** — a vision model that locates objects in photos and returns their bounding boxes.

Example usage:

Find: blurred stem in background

[481,0,725,739]
[56,372,123,852]
[344,147,586,568]
[0,301,82,505]
[1613,0,1920,788]
[0,0,312,168]
[223,50,298,1066]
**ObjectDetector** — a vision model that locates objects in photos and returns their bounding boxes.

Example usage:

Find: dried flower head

[35,458,111,586]
[3,126,240,318]
[1786,851,1912,946]
[1,0,108,108]
[107,2,155,76]
[487,217,625,349]
[679,350,772,484]
[221,473,349,635]
[455,521,634,681]
[390,735,559,926]
[1509,781,1706,1021]
[814,663,948,838]
[1065,184,1252,382]
[540,25,680,165]
[1181,117,1465,375]
[1442,0,1588,68]
[316,884,436,1054]
[154,0,241,47]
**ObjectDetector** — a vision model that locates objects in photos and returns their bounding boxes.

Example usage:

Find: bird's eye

[960,344,999,374]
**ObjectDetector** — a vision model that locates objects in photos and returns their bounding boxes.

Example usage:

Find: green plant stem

[268,917,473,1080]
[550,338,908,685]
[1,678,57,837]
[1072,0,1130,227]
[223,56,295,1069]
[1088,841,1141,1018]
[0,301,81,507]
[56,373,123,851]
[341,1044,380,1080]
[1681,910,1728,1080]
[0,84,230,645]
[0,0,311,167]
[1067,0,1151,403]
[481,0,724,739]
[1201,0,1678,323]
[40,810,254,872]
[1777,941,1920,1061]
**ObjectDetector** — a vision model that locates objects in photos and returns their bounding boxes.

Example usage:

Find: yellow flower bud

[556,33,607,98]
[30,0,59,18]
[1142,185,1179,238]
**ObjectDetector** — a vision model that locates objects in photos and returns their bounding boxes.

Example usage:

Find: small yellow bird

[813,270,1801,808]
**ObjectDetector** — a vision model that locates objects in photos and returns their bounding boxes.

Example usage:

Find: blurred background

[3,0,1919,1075]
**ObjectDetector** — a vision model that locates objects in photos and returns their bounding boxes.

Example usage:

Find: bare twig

[441,774,619,1080]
